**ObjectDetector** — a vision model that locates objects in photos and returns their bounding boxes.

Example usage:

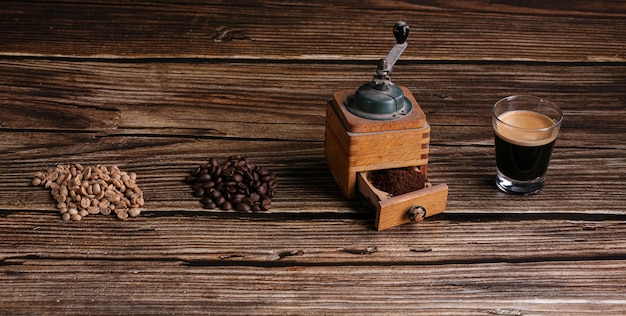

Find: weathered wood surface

[2,213,625,263]
[3,258,625,315]
[2,1,625,61]
[1,0,625,314]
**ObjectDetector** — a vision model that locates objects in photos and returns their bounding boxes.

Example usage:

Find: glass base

[495,169,545,195]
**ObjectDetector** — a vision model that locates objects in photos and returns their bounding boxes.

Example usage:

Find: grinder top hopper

[345,21,413,121]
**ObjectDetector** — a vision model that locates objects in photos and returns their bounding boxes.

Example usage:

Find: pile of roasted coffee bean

[186,155,278,212]
[33,164,145,221]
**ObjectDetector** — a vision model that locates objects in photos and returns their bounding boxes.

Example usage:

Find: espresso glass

[492,95,563,194]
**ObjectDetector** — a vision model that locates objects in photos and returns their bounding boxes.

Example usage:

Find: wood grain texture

[0,1,624,61]
[1,135,624,215]
[0,61,623,214]
[1,258,625,315]
[1,213,625,266]
[1,61,624,144]
[1,0,625,314]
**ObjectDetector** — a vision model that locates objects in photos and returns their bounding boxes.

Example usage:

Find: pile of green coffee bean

[33,164,144,221]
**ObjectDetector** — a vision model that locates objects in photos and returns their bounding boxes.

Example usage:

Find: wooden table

[1,1,625,314]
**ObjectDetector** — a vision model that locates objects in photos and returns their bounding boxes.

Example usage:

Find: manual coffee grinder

[324,21,448,231]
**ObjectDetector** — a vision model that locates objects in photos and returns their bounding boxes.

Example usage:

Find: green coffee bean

[33,164,145,221]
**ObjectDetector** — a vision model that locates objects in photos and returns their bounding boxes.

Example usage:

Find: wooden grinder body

[324,86,430,199]
[324,86,448,230]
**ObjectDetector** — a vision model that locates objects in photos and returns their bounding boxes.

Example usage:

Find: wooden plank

[0,134,623,215]
[1,61,624,146]
[1,213,625,263]
[1,258,625,315]
[6,0,626,16]
[0,1,624,61]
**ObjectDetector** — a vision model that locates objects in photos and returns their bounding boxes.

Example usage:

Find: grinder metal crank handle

[384,21,410,74]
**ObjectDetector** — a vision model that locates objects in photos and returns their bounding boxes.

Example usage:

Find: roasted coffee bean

[187,156,278,212]
[213,165,223,178]
[210,190,221,199]
[221,201,233,210]
[231,194,245,204]
[198,173,211,182]
[193,187,205,197]
[231,174,243,183]
[256,184,267,195]
[262,198,272,210]
[235,203,251,212]
[214,195,226,206]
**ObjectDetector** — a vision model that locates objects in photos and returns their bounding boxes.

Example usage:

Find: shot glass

[492,95,563,194]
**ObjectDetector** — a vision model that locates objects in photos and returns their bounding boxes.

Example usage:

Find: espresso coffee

[494,110,558,181]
